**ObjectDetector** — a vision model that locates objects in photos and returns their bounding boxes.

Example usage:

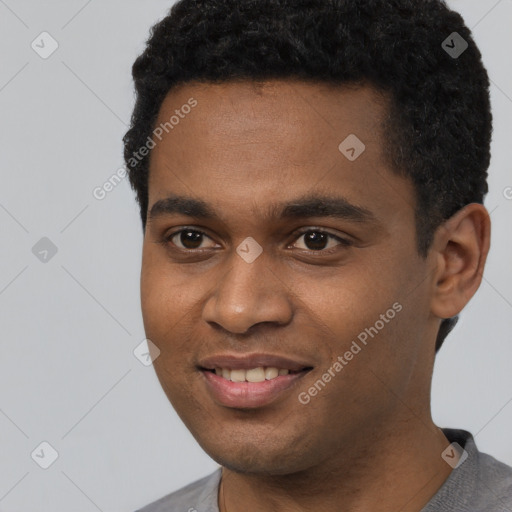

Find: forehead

[153,79,388,150]
[146,80,414,227]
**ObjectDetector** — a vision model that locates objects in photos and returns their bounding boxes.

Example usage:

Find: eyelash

[160,227,352,254]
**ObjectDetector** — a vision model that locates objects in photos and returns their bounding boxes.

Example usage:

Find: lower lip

[201,370,310,409]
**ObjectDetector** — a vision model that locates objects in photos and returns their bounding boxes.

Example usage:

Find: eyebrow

[148,193,378,224]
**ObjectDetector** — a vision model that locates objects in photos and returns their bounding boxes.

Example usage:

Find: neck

[218,418,453,512]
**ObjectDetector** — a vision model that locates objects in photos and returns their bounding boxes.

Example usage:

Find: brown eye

[167,229,217,250]
[292,229,351,252]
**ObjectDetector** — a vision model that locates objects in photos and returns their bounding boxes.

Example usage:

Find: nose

[201,251,294,334]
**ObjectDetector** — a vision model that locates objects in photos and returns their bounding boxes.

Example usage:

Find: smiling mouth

[200,366,313,383]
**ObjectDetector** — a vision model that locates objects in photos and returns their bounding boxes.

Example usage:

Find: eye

[165,228,217,250]
[161,227,352,253]
[290,229,352,252]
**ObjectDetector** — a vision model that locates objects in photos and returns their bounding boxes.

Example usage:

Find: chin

[193,429,317,476]
[210,450,307,476]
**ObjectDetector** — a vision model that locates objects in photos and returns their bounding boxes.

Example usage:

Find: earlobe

[430,204,491,319]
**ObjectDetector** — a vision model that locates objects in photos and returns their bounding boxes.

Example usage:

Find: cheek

[140,254,210,372]
[141,283,187,348]
[141,266,167,336]
[294,262,415,385]
[140,254,184,348]
[140,244,186,315]
[300,266,395,334]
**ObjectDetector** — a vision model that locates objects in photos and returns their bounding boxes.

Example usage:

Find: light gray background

[0,1,511,511]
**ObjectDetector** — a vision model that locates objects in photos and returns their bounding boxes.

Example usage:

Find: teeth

[230,369,246,382]
[246,367,266,383]
[212,367,294,382]
[265,367,279,380]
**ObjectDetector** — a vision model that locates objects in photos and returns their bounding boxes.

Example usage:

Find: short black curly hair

[123,0,492,353]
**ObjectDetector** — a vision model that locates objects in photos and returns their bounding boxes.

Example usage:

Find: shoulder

[432,428,512,511]
[475,451,512,510]
[135,468,222,512]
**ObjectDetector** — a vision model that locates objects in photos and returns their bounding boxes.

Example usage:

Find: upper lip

[198,353,314,371]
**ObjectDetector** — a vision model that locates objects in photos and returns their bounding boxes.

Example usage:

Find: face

[141,80,438,475]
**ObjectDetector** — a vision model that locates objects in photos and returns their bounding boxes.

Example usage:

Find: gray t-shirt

[136,429,512,512]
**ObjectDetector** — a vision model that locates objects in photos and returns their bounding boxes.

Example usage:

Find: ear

[430,203,491,319]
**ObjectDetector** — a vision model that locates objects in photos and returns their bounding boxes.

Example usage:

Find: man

[124,0,512,510]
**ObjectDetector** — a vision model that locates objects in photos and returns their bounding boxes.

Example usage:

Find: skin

[140,80,490,512]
